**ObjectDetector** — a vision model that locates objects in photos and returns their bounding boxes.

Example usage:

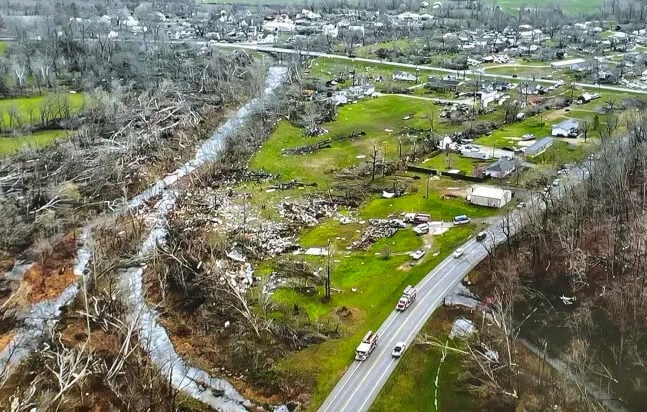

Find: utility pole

[325,239,332,301]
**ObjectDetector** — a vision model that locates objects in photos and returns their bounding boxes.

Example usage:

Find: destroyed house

[427,77,460,92]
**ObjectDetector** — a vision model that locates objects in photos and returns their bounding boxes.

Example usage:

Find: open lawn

[275,224,477,410]
[308,57,447,91]
[0,93,85,128]
[0,41,7,56]
[531,139,593,166]
[370,309,473,412]
[422,152,487,174]
[493,0,603,13]
[250,95,445,186]
[0,129,71,155]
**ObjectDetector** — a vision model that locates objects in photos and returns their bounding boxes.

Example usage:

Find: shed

[468,185,512,208]
[524,137,553,157]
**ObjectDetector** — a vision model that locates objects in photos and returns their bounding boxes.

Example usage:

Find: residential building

[524,137,553,157]
[551,119,580,137]
[550,58,586,70]
[485,157,516,178]
[468,185,512,208]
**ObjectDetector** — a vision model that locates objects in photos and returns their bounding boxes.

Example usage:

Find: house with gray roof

[485,157,516,178]
[551,119,579,137]
[524,137,553,157]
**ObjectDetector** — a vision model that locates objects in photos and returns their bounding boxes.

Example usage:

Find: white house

[550,58,586,70]
[468,186,512,208]
[263,15,295,32]
[551,119,580,137]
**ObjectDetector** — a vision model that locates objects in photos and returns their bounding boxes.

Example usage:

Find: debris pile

[215,259,255,291]
[267,179,317,191]
[233,224,298,257]
[351,219,403,250]
[281,130,366,155]
[279,200,337,226]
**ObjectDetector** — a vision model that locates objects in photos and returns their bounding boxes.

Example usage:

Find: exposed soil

[0,331,15,352]
[23,264,76,304]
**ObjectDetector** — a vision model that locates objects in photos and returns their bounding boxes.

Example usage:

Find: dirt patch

[0,331,15,352]
[397,262,412,272]
[23,264,77,303]
[545,108,567,121]
[0,258,14,274]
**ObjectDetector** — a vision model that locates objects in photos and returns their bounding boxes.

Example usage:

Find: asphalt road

[318,165,587,412]
[212,42,647,95]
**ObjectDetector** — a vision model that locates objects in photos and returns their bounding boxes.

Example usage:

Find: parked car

[453,248,464,258]
[476,232,487,242]
[392,342,407,358]
[410,249,426,260]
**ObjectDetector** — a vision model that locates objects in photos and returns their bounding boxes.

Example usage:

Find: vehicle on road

[409,249,425,260]
[392,342,406,358]
[355,331,378,361]
[453,248,464,258]
[453,215,471,225]
[553,179,560,186]
[396,285,417,311]
[476,231,487,242]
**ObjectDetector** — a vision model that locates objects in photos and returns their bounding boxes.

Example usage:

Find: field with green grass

[493,0,603,13]
[251,95,448,186]
[308,57,447,90]
[370,309,473,412]
[0,41,7,56]
[0,93,85,128]
[0,129,71,155]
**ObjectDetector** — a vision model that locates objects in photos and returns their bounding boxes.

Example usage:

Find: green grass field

[487,0,603,13]
[0,93,85,128]
[0,41,7,56]
[0,129,71,155]
[250,95,442,186]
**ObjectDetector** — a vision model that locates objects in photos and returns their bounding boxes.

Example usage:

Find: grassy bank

[0,93,85,127]
[0,129,71,155]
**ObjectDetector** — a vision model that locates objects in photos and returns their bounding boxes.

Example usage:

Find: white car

[392,342,406,358]
[410,249,426,260]
[453,248,464,258]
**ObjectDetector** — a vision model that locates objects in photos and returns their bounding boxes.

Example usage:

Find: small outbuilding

[468,185,512,208]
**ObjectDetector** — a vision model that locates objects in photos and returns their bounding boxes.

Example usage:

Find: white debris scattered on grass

[449,318,476,339]
[305,247,328,256]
